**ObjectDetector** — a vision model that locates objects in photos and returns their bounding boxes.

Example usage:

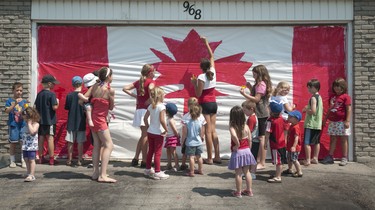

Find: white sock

[10,155,15,162]
[20,153,24,161]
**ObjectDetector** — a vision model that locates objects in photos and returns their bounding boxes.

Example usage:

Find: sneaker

[232,191,242,198]
[151,171,169,180]
[21,161,26,168]
[339,158,348,166]
[144,168,155,176]
[241,190,254,197]
[87,163,93,168]
[251,173,257,180]
[9,161,16,168]
[131,158,139,167]
[321,155,334,164]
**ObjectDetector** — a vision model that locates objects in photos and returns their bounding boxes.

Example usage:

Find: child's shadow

[207,172,233,179]
[192,187,233,198]
[43,171,91,180]
[254,170,274,182]
[0,173,24,180]
[114,170,144,178]
[112,161,131,168]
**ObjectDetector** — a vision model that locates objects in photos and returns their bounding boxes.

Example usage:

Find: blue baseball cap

[269,101,283,114]
[72,76,83,86]
[166,103,178,116]
[288,110,302,121]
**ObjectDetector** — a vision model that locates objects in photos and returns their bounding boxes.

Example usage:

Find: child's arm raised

[28,121,39,136]
[201,36,214,69]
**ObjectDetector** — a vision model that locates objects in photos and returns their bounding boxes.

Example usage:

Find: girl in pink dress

[84,67,116,183]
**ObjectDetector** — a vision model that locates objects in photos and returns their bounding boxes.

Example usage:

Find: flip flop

[267,177,282,183]
[194,170,204,175]
[203,159,213,165]
[213,159,222,164]
[97,176,117,183]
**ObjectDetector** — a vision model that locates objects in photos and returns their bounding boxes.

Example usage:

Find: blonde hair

[139,64,154,96]
[149,86,164,109]
[241,100,256,110]
[189,104,202,120]
[272,81,290,96]
[187,97,198,107]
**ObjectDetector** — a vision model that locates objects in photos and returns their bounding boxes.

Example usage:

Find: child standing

[228,106,256,198]
[181,104,204,177]
[302,79,323,166]
[123,64,155,168]
[241,100,258,180]
[321,78,351,166]
[271,81,294,121]
[35,74,60,165]
[5,82,28,168]
[143,86,169,180]
[240,65,272,170]
[64,76,87,166]
[21,106,40,182]
[283,110,303,177]
[80,73,98,127]
[180,97,206,171]
[164,103,180,171]
[265,101,287,183]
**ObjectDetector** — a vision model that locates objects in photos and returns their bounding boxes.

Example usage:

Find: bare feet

[203,159,213,165]
[256,164,265,170]
[97,176,117,183]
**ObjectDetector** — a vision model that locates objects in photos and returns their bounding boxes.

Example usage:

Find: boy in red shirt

[283,110,303,177]
[265,101,287,183]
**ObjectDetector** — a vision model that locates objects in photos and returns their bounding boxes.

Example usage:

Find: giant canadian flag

[37,25,346,159]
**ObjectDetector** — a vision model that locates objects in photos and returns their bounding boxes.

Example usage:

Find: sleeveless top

[91,98,109,132]
[230,137,250,152]
[304,93,323,130]
[251,82,269,118]
[197,67,216,104]
[21,124,38,151]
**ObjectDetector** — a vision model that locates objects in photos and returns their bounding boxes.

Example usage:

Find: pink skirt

[164,136,181,148]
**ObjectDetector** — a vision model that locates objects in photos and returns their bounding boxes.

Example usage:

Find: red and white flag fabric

[37,25,346,159]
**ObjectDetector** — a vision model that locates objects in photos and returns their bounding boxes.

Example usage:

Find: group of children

[6,63,351,194]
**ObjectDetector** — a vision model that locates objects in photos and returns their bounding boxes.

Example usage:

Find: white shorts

[65,131,86,143]
[133,109,147,127]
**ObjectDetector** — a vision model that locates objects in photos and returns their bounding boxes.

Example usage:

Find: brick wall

[0,0,31,155]
[353,0,375,162]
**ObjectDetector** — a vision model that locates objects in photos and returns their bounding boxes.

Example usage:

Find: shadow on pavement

[206,172,233,179]
[0,173,24,179]
[192,187,233,198]
[43,171,91,180]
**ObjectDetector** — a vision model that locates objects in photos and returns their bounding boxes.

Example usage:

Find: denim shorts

[8,124,24,143]
[185,145,203,157]
[23,150,37,160]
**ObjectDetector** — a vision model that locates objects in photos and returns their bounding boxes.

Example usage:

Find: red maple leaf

[150,29,252,113]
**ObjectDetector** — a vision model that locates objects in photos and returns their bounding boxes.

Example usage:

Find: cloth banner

[37,25,346,159]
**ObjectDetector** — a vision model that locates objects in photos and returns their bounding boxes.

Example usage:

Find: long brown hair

[23,107,40,123]
[139,64,154,96]
[229,106,246,140]
[252,65,272,98]
[200,58,214,81]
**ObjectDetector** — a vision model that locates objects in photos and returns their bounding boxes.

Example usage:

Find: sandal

[241,190,254,197]
[282,169,293,175]
[185,172,195,177]
[194,170,204,175]
[203,159,213,165]
[232,191,242,198]
[24,175,35,182]
[66,160,72,166]
[213,159,222,164]
[292,172,303,178]
[267,177,282,183]
[311,159,318,164]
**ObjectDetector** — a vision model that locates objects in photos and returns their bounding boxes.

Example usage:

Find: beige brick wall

[353,0,375,162]
[0,0,31,155]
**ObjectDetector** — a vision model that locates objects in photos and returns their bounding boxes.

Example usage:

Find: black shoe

[131,158,139,166]
[179,164,188,171]
[140,161,146,168]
